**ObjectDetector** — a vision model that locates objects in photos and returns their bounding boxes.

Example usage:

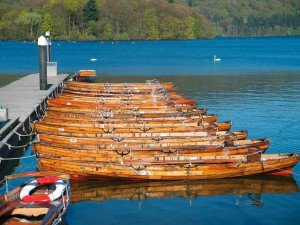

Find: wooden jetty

[0,73,71,169]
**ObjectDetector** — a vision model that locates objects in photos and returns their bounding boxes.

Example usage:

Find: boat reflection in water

[70,175,299,208]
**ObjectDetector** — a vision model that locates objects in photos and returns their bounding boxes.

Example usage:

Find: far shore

[0,74,26,87]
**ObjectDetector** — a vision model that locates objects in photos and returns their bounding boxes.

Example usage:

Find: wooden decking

[0,73,71,168]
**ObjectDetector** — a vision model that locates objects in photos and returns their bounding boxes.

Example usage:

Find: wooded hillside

[0,0,299,41]
[172,0,300,37]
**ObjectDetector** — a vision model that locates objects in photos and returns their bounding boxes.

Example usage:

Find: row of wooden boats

[0,77,299,225]
[31,79,300,180]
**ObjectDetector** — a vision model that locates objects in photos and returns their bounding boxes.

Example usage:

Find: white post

[45,31,51,62]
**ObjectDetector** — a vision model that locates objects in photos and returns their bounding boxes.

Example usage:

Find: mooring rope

[1,141,33,150]
[0,155,36,161]
[14,131,35,138]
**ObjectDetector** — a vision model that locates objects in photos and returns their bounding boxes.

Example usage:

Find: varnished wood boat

[33,121,247,140]
[70,175,299,203]
[40,113,218,125]
[33,138,268,162]
[44,110,217,123]
[0,172,70,225]
[56,94,195,105]
[64,81,179,93]
[37,117,231,132]
[37,152,300,180]
[46,106,208,118]
[46,98,197,111]
[66,80,177,89]
[35,130,261,150]
[36,132,226,148]
[61,89,183,100]
[62,86,181,97]
[67,80,176,88]
[62,88,184,99]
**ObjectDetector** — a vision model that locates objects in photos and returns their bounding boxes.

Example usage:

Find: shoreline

[1,70,300,88]
[0,74,26,87]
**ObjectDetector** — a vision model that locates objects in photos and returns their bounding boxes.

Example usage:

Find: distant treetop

[0,0,299,41]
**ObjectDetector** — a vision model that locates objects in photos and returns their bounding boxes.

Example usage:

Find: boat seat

[11,207,49,217]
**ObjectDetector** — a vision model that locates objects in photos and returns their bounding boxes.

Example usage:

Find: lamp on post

[45,31,51,62]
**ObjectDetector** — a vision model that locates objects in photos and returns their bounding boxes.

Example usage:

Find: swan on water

[214,55,221,62]
[90,58,97,62]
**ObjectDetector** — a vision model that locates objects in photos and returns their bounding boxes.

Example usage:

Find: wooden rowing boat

[62,88,184,99]
[56,94,195,105]
[37,117,231,132]
[33,121,247,139]
[41,113,218,125]
[61,89,182,99]
[46,98,197,111]
[63,85,180,95]
[70,175,299,203]
[37,152,300,180]
[34,135,269,153]
[64,81,179,93]
[66,80,177,89]
[67,80,175,88]
[44,110,217,123]
[0,172,70,225]
[33,138,268,162]
[34,123,253,148]
[46,106,208,118]
[36,132,225,148]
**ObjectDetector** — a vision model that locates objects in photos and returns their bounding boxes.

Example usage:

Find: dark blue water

[1,37,300,225]
[0,37,300,75]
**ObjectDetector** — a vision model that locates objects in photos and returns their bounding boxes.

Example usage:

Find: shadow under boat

[70,175,299,208]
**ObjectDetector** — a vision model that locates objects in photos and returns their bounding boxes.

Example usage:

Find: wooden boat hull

[34,122,247,140]
[62,88,184,99]
[56,94,196,105]
[34,138,267,162]
[35,132,267,150]
[47,98,197,111]
[44,110,217,123]
[46,106,208,117]
[64,81,179,94]
[34,124,233,141]
[37,153,300,180]
[35,117,232,133]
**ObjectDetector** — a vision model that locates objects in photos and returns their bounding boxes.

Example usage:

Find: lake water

[0,37,300,225]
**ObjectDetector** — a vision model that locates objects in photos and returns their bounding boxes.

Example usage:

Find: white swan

[90,58,97,62]
[214,55,221,62]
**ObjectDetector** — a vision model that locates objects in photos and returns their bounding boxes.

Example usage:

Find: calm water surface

[0,37,300,225]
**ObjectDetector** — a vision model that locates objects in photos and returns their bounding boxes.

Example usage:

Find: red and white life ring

[20,176,66,203]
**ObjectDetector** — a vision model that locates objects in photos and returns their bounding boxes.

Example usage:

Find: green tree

[101,20,113,40]
[83,0,99,23]
[41,12,53,34]
[63,0,81,37]
[184,16,195,39]
[143,8,159,40]
[160,15,174,39]
[16,11,42,37]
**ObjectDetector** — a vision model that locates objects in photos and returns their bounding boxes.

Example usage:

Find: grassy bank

[0,74,26,87]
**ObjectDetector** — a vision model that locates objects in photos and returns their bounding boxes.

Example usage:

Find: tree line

[0,0,215,41]
[173,0,300,37]
[0,0,299,41]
